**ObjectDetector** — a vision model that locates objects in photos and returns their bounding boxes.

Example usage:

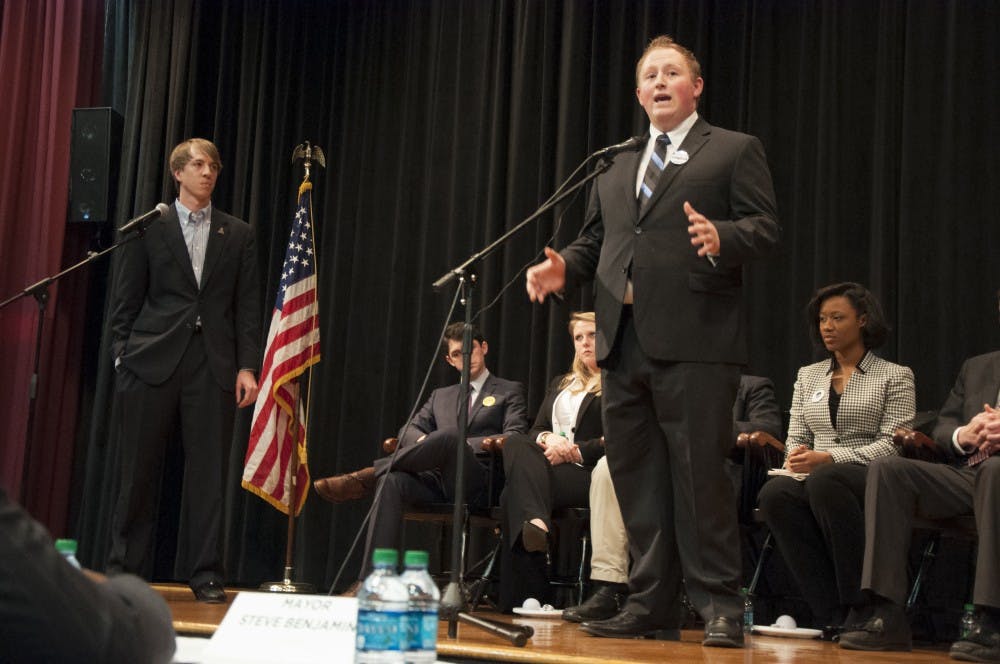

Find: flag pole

[260,380,314,592]
[254,141,325,593]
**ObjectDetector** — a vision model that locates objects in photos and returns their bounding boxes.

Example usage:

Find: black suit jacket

[932,350,1000,459]
[110,203,259,388]
[398,373,528,452]
[561,117,780,364]
[733,375,782,439]
[528,376,604,466]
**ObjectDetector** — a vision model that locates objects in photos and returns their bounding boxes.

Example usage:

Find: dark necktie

[638,134,671,212]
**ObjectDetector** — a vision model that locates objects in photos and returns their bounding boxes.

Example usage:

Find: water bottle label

[356,609,405,652]
[419,611,437,650]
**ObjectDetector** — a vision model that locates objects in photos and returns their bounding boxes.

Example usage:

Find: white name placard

[200,592,357,663]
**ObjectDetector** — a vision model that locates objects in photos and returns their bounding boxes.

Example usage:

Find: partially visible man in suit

[313,322,528,581]
[1,489,175,663]
[840,292,1000,660]
[563,375,782,626]
[108,138,260,603]
[527,35,780,646]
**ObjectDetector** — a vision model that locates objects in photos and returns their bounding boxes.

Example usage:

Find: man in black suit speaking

[108,138,260,603]
[313,322,528,582]
[527,36,780,646]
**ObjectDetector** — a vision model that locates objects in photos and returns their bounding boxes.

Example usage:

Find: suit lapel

[469,374,494,422]
[985,354,1000,407]
[159,206,200,289]
[576,392,596,431]
[201,212,229,290]
[616,148,644,226]
[639,118,712,224]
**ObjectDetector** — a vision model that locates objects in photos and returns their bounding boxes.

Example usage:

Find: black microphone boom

[119,203,170,234]
[592,135,645,157]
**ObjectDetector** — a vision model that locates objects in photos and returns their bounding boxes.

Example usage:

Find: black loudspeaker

[68,107,123,223]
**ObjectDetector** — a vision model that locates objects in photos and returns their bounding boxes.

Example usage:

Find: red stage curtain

[0,0,102,531]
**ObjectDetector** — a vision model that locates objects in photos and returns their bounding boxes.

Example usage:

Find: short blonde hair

[169,138,222,174]
[635,35,702,86]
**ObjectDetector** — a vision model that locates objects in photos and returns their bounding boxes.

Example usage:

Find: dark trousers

[862,455,1000,608]
[757,462,868,624]
[497,433,591,610]
[109,333,233,587]
[360,427,489,578]
[601,315,741,625]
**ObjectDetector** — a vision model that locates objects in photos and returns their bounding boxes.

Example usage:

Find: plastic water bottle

[742,587,754,634]
[356,548,408,663]
[55,539,82,569]
[961,603,976,639]
[400,550,439,664]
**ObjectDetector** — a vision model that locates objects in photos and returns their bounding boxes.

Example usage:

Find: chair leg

[467,531,502,610]
[906,534,939,612]
[576,534,589,606]
[747,531,773,597]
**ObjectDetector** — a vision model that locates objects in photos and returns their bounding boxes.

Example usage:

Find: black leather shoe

[838,602,911,651]
[950,618,1000,662]
[580,609,680,640]
[563,583,628,623]
[703,616,744,648]
[191,580,227,603]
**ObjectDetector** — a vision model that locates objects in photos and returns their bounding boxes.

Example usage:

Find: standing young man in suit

[841,292,1000,659]
[108,138,260,603]
[313,322,528,581]
[527,35,780,646]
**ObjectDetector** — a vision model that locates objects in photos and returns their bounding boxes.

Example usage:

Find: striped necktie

[639,134,671,212]
[968,443,995,467]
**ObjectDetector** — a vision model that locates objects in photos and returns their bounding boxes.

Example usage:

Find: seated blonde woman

[497,312,603,612]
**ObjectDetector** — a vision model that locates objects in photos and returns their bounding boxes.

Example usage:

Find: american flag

[242,181,321,515]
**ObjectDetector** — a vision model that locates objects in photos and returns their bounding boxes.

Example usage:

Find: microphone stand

[431,155,614,646]
[0,226,149,504]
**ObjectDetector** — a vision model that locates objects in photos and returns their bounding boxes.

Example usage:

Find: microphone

[592,135,645,157]
[119,203,170,234]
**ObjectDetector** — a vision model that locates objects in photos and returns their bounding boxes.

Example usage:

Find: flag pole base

[259,567,316,593]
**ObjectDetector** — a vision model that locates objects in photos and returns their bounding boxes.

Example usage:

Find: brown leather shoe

[340,580,362,597]
[313,466,376,503]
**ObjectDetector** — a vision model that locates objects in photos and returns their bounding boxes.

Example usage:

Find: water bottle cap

[55,539,78,554]
[372,548,399,566]
[404,550,429,567]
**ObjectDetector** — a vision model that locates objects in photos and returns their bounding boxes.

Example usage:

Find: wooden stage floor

[159,584,957,663]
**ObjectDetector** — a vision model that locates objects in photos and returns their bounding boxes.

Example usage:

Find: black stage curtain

[76,0,1000,591]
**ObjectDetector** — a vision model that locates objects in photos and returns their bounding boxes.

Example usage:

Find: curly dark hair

[806,282,890,350]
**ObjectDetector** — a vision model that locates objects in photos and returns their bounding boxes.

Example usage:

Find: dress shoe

[823,604,875,641]
[580,609,680,640]
[563,583,628,623]
[521,521,548,553]
[191,580,227,604]
[313,466,376,503]
[950,615,1000,662]
[340,580,362,598]
[703,616,744,648]
[838,601,912,651]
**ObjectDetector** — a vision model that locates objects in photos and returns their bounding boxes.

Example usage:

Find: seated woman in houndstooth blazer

[756,282,915,633]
